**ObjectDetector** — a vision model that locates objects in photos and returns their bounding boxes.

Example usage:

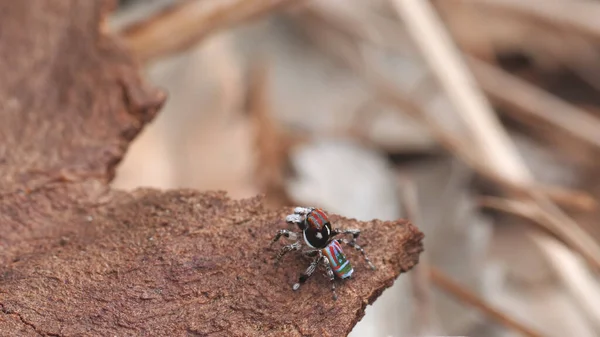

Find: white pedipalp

[286,214,303,224]
[294,206,314,215]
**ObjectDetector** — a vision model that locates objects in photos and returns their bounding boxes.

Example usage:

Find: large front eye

[304,226,330,248]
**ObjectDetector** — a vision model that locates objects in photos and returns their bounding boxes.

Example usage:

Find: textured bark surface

[1,190,423,337]
[0,0,165,267]
[0,1,424,336]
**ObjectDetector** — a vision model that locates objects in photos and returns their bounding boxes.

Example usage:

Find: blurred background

[109,0,600,336]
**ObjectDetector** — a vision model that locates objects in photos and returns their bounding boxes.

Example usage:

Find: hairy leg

[274,241,302,267]
[332,228,361,243]
[293,253,322,291]
[270,229,298,246]
[339,238,376,270]
[321,256,338,300]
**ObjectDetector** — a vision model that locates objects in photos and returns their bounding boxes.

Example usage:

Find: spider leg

[270,229,298,246]
[321,256,338,300]
[274,241,302,267]
[292,252,322,291]
[338,238,376,270]
[301,249,320,258]
[332,228,361,244]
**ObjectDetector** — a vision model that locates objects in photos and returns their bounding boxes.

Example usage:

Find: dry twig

[246,60,302,207]
[390,0,600,273]
[392,0,531,184]
[120,0,302,63]
[430,267,544,337]
[468,56,600,151]
[530,233,600,330]
[479,196,600,328]
[478,196,540,221]
[472,0,600,41]
[289,5,597,213]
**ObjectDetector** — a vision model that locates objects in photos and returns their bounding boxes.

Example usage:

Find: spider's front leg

[332,228,361,244]
[274,241,302,267]
[270,229,298,247]
[338,238,376,270]
[292,252,322,291]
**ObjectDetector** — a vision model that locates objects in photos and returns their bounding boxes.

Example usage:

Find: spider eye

[304,226,330,248]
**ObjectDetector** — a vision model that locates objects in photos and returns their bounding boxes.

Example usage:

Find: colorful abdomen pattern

[321,240,353,279]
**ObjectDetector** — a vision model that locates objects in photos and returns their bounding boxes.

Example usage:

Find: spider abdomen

[321,240,353,279]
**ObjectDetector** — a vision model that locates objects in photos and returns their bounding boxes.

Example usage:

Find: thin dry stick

[520,24,600,95]
[305,1,416,56]
[246,60,302,207]
[293,6,597,212]
[304,2,600,173]
[430,267,544,337]
[559,34,600,94]
[476,195,592,250]
[472,0,600,41]
[534,185,595,213]
[448,3,600,100]
[392,0,531,185]
[371,64,597,216]
[390,0,600,272]
[307,1,600,157]
[479,196,600,327]
[212,35,244,125]
[478,196,541,221]
[377,50,600,271]
[529,233,600,329]
[120,0,302,63]
[468,56,600,150]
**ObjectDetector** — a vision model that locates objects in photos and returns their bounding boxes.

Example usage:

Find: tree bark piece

[0,0,165,196]
[0,0,165,266]
[1,190,423,336]
[0,1,424,336]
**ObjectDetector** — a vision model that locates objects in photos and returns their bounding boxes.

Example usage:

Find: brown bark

[0,1,424,336]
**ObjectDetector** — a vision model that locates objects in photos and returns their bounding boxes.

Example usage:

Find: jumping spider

[270,206,376,300]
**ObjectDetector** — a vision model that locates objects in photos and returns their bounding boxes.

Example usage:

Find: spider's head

[301,208,332,249]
